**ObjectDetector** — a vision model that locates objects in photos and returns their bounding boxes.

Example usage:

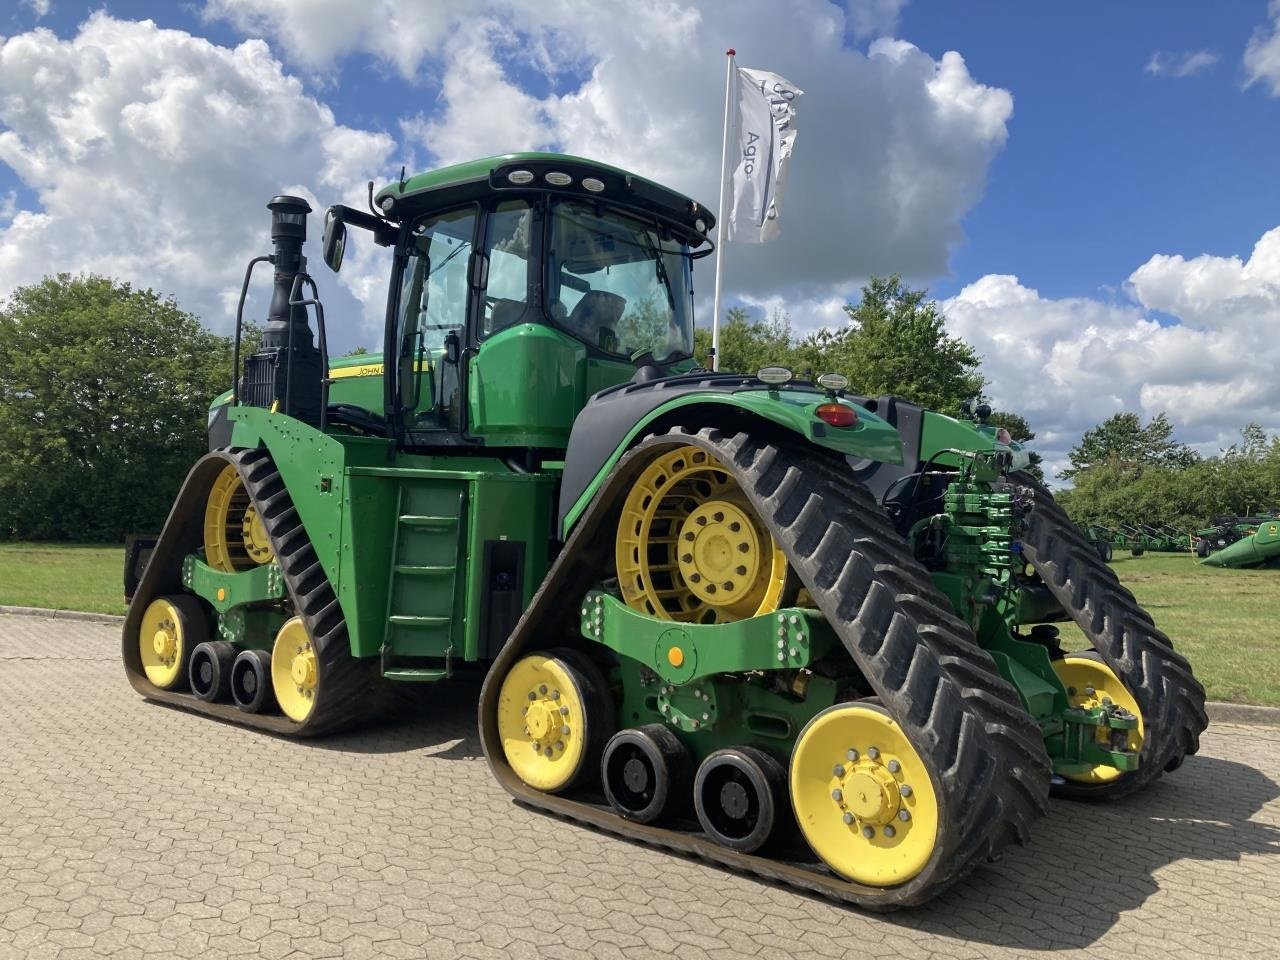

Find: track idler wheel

[790,703,939,886]
[188,640,235,702]
[601,725,691,824]
[496,650,613,793]
[138,595,207,691]
[230,648,277,713]
[204,463,275,572]
[1051,651,1145,787]
[271,617,319,723]
[693,747,788,853]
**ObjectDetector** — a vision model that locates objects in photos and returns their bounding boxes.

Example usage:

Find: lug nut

[899,784,912,797]
[1085,686,1096,696]
[788,648,797,657]
[560,706,569,716]
[777,614,786,623]
[555,741,564,751]
[729,521,741,532]
[884,825,896,838]
[527,691,536,701]
[544,747,554,757]
[862,826,874,839]
[867,747,880,761]
[831,788,843,802]
[539,685,548,695]
[789,615,798,625]
[551,690,561,700]
[887,759,901,774]
[736,565,748,575]
[833,764,845,778]
[561,725,570,735]
[778,639,786,649]
[898,809,911,822]
[681,553,693,563]
[842,812,854,825]
[846,749,859,762]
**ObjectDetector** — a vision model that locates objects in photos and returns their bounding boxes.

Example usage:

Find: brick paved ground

[1,614,1277,960]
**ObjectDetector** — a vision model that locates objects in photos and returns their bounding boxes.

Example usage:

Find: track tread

[1015,472,1208,799]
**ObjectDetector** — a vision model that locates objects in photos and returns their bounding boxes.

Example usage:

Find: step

[393,564,455,577]
[388,614,451,628]
[382,667,449,682]
[398,514,458,528]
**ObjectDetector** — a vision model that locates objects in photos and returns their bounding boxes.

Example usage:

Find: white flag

[725,67,803,243]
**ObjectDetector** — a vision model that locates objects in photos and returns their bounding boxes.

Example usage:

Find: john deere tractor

[124,153,1206,909]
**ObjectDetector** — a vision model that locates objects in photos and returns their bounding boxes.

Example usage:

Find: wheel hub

[622,757,650,793]
[523,686,572,758]
[677,500,760,606]
[837,764,899,825]
[151,622,177,663]
[289,647,317,690]
[720,780,750,820]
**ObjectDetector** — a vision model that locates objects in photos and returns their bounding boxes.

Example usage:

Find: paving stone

[2,616,1278,959]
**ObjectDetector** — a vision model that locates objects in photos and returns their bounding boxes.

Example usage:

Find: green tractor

[124,153,1206,909]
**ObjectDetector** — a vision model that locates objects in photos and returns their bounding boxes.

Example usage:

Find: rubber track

[480,427,1051,909]
[122,448,378,737]
[1015,473,1208,800]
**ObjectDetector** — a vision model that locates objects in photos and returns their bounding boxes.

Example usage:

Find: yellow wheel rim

[497,654,589,793]
[616,445,788,623]
[790,704,939,887]
[1052,655,1144,783]
[271,617,318,723]
[241,504,275,565]
[204,464,265,573]
[139,598,189,689]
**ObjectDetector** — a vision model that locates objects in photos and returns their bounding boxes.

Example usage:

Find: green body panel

[1202,520,1280,567]
[920,410,1031,473]
[562,391,904,534]
[223,405,555,667]
[468,324,633,447]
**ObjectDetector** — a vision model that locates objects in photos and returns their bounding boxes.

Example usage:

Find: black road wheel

[189,640,235,702]
[230,648,276,714]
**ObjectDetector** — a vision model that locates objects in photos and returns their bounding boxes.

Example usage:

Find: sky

[1,0,1279,481]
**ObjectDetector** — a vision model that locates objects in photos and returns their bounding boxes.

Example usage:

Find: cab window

[480,199,533,337]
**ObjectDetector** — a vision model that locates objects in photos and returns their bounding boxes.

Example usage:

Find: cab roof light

[582,176,605,193]
[545,171,573,186]
[757,366,794,385]
[816,372,848,392]
[507,169,535,185]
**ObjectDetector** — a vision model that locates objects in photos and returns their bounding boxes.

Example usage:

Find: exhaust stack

[240,195,323,425]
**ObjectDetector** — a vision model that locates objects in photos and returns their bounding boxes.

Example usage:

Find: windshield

[546,200,694,362]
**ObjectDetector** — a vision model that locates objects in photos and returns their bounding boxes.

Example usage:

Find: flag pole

[711,47,735,372]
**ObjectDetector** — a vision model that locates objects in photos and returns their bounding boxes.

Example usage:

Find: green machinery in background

[1196,513,1280,568]
[123,153,1206,909]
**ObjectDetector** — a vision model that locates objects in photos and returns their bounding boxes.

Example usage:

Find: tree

[694,307,797,374]
[795,275,984,415]
[1062,411,1197,480]
[0,274,241,541]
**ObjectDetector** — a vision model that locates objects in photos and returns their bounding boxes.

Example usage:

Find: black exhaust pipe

[240,195,323,425]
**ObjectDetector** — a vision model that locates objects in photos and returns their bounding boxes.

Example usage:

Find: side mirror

[321,212,347,273]
[443,329,461,365]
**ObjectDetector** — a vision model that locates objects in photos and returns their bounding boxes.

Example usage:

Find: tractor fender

[557,373,903,536]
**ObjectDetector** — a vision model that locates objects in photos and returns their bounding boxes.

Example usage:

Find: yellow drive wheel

[615,445,791,623]
[204,463,273,572]
[1052,653,1145,784]
[790,703,939,887]
[138,595,207,690]
[271,617,319,723]
[497,652,604,793]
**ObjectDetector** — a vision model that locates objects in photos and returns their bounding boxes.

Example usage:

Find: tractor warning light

[816,403,857,428]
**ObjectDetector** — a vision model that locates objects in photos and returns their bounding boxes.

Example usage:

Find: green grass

[0,543,1276,705]
[0,542,126,616]
[1055,552,1280,707]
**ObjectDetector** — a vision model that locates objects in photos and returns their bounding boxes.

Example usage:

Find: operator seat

[566,290,625,349]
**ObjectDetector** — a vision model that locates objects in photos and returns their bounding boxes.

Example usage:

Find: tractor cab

[324,154,713,453]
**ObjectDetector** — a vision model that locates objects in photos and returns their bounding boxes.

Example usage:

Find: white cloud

[20,0,52,18]
[1144,49,1218,78]
[0,15,395,343]
[942,227,1280,481]
[844,0,909,40]
[1245,0,1280,95]
[205,0,1013,310]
